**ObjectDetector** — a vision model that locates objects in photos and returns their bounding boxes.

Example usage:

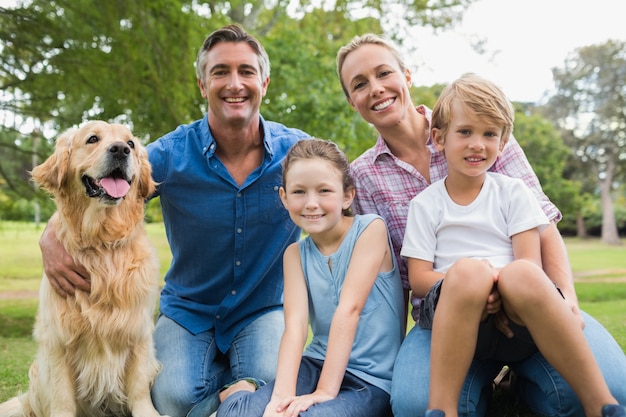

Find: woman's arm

[540,223,583,327]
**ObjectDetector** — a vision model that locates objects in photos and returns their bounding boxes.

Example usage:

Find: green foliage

[0,0,478,204]
[511,107,584,231]
[261,12,380,160]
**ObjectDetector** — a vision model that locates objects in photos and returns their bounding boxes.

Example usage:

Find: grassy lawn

[0,221,624,415]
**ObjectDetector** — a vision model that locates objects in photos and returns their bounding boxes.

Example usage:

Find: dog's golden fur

[0,121,167,417]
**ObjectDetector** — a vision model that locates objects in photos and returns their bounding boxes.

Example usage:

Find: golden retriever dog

[0,121,168,417]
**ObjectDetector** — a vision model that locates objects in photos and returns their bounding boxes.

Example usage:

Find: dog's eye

[87,135,98,144]
[127,140,135,149]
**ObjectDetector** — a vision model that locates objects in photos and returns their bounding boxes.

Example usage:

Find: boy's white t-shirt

[401,172,549,273]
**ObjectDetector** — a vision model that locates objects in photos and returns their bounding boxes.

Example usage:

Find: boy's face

[433,99,505,180]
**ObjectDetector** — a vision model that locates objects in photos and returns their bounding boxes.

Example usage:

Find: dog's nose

[108,142,131,159]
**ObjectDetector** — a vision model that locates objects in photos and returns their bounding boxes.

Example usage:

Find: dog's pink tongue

[100,177,130,198]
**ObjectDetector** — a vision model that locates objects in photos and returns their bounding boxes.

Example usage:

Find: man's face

[198,41,270,130]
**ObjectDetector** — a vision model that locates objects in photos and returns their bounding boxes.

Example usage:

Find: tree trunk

[576,214,587,238]
[599,156,621,245]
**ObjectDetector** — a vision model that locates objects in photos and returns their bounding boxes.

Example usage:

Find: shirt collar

[201,114,272,158]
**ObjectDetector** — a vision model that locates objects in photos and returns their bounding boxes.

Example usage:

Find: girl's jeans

[217,356,393,417]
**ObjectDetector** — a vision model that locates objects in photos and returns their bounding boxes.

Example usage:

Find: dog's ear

[136,141,156,200]
[31,129,74,193]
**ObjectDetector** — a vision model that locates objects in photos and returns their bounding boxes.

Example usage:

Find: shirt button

[216,315,221,320]
[231,290,237,295]
[273,185,279,191]
[237,193,242,198]
[237,228,242,233]
[236,260,241,266]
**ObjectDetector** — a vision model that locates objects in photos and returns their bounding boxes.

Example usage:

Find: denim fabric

[391,311,626,417]
[151,310,284,417]
[217,357,393,417]
[147,115,307,352]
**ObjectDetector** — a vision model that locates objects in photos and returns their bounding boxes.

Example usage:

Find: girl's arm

[317,218,391,396]
[264,243,309,417]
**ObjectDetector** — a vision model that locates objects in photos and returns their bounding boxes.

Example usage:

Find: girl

[217,138,404,417]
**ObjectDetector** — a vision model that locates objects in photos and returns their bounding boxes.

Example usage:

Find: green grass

[0,221,624,416]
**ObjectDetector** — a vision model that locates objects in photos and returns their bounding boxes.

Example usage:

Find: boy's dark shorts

[418,278,563,362]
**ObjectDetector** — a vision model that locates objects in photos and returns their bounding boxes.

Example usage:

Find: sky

[403,0,626,103]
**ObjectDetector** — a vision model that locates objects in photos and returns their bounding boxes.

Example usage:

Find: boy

[401,73,625,417]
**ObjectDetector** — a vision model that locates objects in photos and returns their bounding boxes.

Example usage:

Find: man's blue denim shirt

[148,114,308,353]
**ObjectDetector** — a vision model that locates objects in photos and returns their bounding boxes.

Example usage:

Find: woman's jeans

[217,356,393,417]
[391,311,626,417]
[150,310,284,417]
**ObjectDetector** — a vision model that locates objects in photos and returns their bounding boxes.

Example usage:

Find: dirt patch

[0,290,39,300]
[573,269,626,282]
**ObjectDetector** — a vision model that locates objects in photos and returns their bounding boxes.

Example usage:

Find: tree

[0,0,476,209]
[543,40,626,244]
[511,106,584,236]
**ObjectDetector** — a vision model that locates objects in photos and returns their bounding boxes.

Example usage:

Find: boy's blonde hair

[431,73,514,144]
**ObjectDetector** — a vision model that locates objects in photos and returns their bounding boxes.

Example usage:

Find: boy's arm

[511,227,542,266]
[407,257,443,298]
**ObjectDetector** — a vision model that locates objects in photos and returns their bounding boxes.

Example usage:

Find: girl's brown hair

[282,139,354,216]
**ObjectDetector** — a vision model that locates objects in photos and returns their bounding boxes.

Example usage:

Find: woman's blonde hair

[336,33,407,98]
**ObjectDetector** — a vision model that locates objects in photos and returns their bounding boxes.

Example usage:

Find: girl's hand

[272,392,334,417]
[263,398,287,417]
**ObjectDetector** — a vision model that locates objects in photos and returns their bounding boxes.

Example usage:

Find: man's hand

[39,214,91,297]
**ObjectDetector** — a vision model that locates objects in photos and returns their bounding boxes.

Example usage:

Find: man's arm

[39,212,91,297]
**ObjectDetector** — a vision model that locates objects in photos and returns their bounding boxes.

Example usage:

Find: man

[39,24,308,417]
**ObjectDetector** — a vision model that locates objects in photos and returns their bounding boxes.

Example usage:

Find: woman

[336,33,626,417]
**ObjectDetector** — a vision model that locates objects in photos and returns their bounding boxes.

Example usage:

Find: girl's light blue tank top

[299,213,404,393]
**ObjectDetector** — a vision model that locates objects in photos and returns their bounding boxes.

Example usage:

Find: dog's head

[31,121,155,206]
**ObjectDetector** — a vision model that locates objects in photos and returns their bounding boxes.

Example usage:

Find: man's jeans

[151,310,284,417]
[391,311,626,417]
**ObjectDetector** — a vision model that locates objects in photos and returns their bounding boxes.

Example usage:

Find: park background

[0,1,625,415]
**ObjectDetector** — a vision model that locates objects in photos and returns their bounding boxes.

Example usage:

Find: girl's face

[340,44,413,129]
[280,158,354,236]
[433,99,505,181]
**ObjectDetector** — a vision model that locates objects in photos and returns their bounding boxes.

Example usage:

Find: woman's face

[340,44,413,129]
